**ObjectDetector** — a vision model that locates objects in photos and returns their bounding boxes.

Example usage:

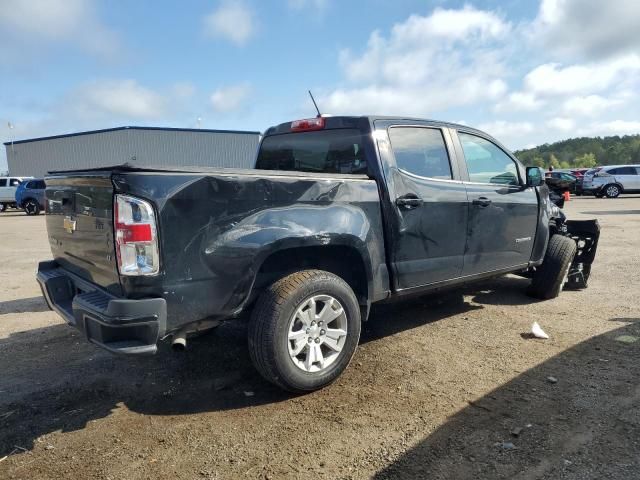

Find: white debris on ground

[531,321,549,339]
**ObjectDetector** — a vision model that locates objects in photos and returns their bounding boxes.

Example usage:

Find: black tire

[528,235,577,300]
[23,199,40,215]
[248,270,361,392]
[604,184,621,198]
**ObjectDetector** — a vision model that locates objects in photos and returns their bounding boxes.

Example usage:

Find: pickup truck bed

[39,165,389,353]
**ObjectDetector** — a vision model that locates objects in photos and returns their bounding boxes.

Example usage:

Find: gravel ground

[0,196,639,479]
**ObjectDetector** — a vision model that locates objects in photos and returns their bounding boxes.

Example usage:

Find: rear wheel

[248,270,361,392]
[24,199,40,215]
[528,235,577,300]
[604,184,621,198]
[0,203,5,212]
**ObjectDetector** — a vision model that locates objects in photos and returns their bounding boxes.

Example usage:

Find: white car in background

[582,165,640,198]
[0,177,31,211]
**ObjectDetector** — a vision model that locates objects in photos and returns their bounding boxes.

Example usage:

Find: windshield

[256,129,367,174]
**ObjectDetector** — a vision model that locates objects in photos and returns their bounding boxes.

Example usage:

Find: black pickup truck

[37,116,599,392]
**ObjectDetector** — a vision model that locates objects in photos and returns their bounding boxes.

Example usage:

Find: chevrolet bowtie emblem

[63,216,77,234]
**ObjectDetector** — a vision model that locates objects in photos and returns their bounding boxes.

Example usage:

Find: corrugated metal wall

[5,128,261,177]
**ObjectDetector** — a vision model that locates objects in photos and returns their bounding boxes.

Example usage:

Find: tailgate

[45,172,121,295]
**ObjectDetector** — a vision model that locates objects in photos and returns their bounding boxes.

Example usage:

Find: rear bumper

[36,260,166,355]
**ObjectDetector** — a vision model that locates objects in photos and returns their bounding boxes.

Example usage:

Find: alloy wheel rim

[607,186,619,197]
[287,294,348,373]
[26,201,36,214]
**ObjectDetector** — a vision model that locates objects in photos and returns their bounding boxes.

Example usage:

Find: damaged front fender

[563,219,601,289]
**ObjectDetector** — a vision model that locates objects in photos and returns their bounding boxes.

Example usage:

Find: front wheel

[248,270,361,392]
[528,235,577,300]
[24,199,40,215]
[604,184,621,198]
[0,203,5,212]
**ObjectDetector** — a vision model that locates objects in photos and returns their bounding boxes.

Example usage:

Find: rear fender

[202,203,376,310]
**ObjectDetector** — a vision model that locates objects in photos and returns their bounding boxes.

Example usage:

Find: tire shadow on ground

[0,296,50,314]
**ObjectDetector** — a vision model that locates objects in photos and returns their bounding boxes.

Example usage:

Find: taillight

[291,117,325,132]
[114,194,159,276]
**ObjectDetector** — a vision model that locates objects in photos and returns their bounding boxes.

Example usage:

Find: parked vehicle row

[0,176,46,214]
[582,165,640,198]
[542,165,640,198]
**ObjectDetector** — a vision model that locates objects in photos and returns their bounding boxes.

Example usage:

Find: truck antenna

[308,90,322,117]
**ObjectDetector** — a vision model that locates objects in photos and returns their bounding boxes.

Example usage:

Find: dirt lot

[1,196,639,479]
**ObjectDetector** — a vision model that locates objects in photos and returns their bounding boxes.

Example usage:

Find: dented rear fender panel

[112,171,387,332]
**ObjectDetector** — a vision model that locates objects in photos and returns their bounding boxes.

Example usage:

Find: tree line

[514,134,640,170]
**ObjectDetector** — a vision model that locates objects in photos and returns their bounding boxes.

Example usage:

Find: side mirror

[526,167,544,187]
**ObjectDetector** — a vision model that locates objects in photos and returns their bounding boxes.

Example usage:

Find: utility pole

[7,121,14,153]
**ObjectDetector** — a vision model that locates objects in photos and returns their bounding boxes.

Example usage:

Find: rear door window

[0,179,6,187]
[256,129,367,174]
[610,167,636,175]
[388,127,452,180]
[35,180,46,189]
[9,178,21,187]
[458,132,520,186]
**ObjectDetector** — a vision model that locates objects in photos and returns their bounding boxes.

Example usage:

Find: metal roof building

[3,126,261,177]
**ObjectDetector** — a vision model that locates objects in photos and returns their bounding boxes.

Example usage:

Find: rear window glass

[27,180,45,189]
[256,129,367,174]
[388,127,452,180]
[609,167,636,175]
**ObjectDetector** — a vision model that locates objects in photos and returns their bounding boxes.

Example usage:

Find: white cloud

[532,0,640,60]
[582,120,640,136]
[547,117,575,132]
[203,1,256,46]
[210,84,251,112]
[321,5,511,116]
[523,55,640,97]
[71,80,167,119]
[494,91,545,112]
[477,121,534,148]
[392,5,510,42]
[0,0,119,57]
[561,95,618,117]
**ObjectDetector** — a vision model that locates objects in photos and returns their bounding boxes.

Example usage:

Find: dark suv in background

[15,179,46,215]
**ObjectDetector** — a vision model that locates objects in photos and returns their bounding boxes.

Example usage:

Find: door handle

[472,197,492,207]
[396,195,423,209]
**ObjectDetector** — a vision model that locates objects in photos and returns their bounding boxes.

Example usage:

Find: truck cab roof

[264,115,488,138]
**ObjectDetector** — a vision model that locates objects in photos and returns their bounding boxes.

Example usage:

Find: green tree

[573,153,597,168]
[515,134,640,168]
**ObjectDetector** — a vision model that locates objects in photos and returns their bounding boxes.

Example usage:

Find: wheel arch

[603,182,624,194]
[251,242,373,319]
